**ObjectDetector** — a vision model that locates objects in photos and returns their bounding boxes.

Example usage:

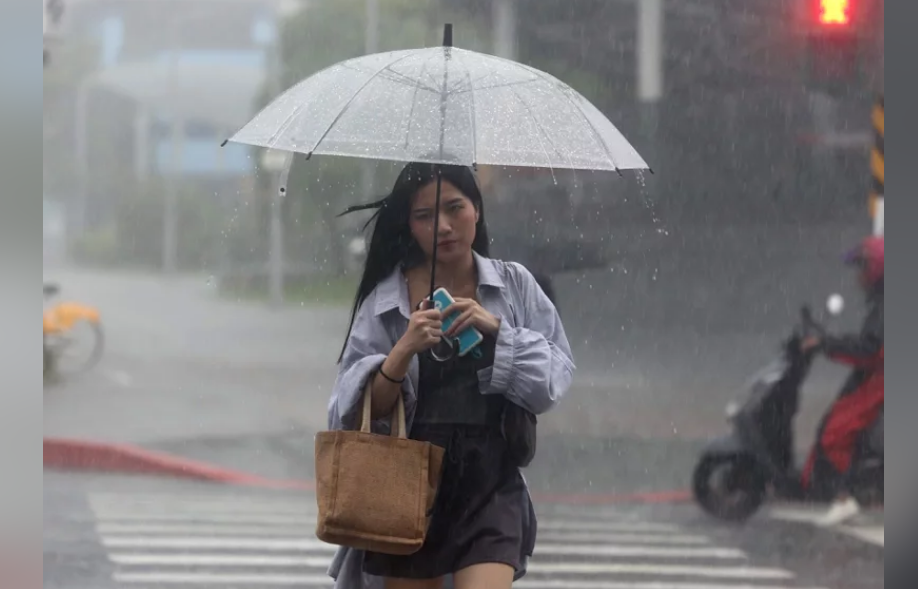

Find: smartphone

[431,288,484,357]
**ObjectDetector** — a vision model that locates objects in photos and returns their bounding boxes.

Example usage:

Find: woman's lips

[438,240,458,248]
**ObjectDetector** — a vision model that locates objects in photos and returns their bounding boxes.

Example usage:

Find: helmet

[844,236,884,286]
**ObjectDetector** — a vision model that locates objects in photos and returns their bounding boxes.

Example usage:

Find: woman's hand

[443,298,501,338]
[396,301,443,356]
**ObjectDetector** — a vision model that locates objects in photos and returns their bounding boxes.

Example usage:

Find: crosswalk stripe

[112,563,795,586]
[89,499,316,516]
[100,536,335,552]
[526,563,794,579]
[537,520,678,532]
[108,553,331,567]
[95,522,709,545]
[100,536,735,560]
[91,512,318,525]
[91,495,643,522]
[516,582,828,589]
[534,544,745,559]
[92,490,806,588]
[91,507,673,533]
[113,572,330,586]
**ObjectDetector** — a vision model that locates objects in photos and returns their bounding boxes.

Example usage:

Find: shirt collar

[373,252,505,318]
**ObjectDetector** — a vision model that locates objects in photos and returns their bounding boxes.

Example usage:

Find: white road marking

[527,563,794,579]
[93,491,812,589]
[100,536,336,552]
[113,564,796,586]
[100,536,738,560]
[114,572,331,586]
[517,582,829,589]
[95,522,709,545]
[90,497,316,516]
[108,553,331,567]
[538,520,679,532]
[91,512,317,525]
[534,543,746,559]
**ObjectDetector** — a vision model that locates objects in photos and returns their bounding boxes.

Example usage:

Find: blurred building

[63,0,290,231]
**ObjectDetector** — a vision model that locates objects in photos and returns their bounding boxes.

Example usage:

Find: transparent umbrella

[225,27,648,173]
[224,25,649,359]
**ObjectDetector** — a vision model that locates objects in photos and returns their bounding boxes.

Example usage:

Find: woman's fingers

[446,309,475,337]
[442,299,473,318]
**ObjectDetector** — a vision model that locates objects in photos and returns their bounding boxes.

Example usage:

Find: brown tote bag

[314,382,445,555]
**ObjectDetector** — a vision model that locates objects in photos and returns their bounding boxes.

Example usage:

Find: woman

[326,161,575,589]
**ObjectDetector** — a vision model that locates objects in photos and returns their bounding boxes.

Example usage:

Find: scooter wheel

[693,454,767,523]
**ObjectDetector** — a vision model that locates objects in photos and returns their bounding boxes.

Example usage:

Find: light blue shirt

[325,252,576,588]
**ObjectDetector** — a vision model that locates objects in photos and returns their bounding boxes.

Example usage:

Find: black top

[413,334,505,426]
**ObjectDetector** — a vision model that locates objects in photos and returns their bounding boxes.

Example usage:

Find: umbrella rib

[516,64,622,172]
[465,70,478,166]
[451,77,540,95]
[306,52,422,157]
[403,51,438,150]
[505,83,563,174]
[366,65,441,94]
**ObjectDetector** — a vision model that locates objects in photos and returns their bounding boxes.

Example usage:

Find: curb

[43,438,314,491]
[43,437,689,505]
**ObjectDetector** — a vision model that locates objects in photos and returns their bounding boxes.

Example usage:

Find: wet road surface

[44,472,884,589]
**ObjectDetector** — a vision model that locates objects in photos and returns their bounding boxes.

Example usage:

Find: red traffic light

[818,0,852,26]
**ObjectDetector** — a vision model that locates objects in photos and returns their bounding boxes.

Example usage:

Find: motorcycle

[692,296,884,522]
[43,283,105,380]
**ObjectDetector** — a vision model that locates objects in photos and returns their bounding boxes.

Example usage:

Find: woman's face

[409,180,480,265]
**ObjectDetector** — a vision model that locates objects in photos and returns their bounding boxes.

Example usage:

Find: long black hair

[338,161,491,363]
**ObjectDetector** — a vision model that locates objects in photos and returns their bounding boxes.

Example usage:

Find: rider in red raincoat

[801,236,884,525]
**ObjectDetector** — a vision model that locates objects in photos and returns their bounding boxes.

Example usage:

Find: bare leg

[454,563,515,589]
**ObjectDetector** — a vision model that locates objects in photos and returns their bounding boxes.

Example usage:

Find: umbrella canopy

[225,43,648,172]
[225,25,649,360]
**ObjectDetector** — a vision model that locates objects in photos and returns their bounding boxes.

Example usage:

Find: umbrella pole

[428,168,443,302]
[429,24,453,303]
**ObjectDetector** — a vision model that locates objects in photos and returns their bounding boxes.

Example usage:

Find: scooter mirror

[826,293,845,316]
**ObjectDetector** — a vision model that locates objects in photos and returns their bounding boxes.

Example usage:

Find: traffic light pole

[870,94,883,236]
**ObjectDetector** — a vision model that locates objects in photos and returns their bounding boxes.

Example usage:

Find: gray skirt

[362,423,529,579]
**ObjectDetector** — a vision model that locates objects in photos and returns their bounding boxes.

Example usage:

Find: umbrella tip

[443,24,453,47]
[220,139,229,147]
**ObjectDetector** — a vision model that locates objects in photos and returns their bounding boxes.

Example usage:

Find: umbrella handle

[428,337,456,363]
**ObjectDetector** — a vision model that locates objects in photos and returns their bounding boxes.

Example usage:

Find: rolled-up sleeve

[483,264,575,415]
[328,297,414,432]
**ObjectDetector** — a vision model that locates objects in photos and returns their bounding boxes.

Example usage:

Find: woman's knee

[453,563,515,589]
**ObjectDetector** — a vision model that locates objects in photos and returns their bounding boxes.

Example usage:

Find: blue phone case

[431,288,484,357]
